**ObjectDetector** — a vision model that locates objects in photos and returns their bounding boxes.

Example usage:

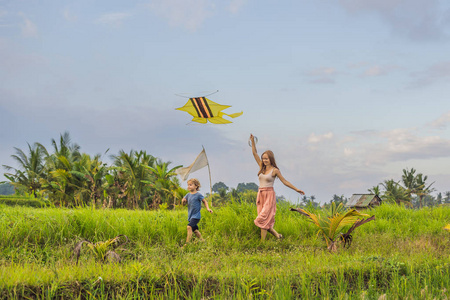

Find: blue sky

[1,0,450,203]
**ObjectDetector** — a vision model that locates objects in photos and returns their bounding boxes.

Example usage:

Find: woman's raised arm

[250,134,261,166]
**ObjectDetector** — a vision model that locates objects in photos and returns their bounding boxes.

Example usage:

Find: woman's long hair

[258,150,279,175]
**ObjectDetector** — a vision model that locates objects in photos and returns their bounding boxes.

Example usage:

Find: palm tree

[102,172,128,208]
[381,179,411,207]
[70,153,110,207]
[402,168,418,201]
[143,160,182,208]
[414,173,435,208]
[112,150,156,209]
[328,194,347,206]
[291,202,374,252]
[3,142,48,197]
[39,132,83,206]
[302,195,320,208]
[50,132,81,161]
[368,185,381,197]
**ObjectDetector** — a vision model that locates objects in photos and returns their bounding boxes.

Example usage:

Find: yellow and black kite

[176,97,243,124]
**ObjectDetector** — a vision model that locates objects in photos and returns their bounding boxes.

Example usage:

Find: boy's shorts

[188,218,200,232]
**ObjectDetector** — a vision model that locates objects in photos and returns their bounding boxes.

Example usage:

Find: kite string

[175,90,219,98]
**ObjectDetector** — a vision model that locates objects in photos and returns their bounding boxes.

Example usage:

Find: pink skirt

[254,187,276,230]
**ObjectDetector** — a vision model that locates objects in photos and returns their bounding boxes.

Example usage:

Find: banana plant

[73,235,129,264]
[291,202,375,252]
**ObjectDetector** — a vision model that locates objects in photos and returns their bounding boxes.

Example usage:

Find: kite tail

[219,111,243,119]
[208,111,242,124]
[208,116,232,124]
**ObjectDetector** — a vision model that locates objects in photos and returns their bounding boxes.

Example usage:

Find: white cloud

[19,13,38,38]
[96,12,132,27]
[147,0,215,31]
[308,132,334,144]
[351,128,450,166]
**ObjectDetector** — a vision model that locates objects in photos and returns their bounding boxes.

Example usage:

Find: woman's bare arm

[250,134,261,167]
[273,169,305,195]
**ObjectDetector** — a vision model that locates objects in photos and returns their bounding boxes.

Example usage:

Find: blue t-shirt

[185,192,204,221]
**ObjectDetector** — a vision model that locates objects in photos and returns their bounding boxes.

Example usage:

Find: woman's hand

[250,134,255,145]
[296,188,305,195]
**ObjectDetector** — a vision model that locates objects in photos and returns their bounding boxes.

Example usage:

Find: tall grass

[1,203,450,298]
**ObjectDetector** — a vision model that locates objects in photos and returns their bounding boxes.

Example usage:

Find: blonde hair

[258,150,279,175]
[187,178,201,191]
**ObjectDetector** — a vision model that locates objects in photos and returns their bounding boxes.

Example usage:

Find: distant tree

[445,191,450,204]
[402,168,419,201]
[143,157,181,208]
[210,187,230,206]
[300,195,320,209]
[414,173,435,208]
[229,188,241,201]
[276,195,286,203]
[3,142,48,197]
[381,179,410,206]
[39,132,83,206]
[0,183,15,195]
[368,185,381,197]
[217,188,228,200]
[421,194,438,208]
[236,182,258,192]
[212,182,229,193]
[400,168,434,208]
[112,150,155,209]
[436,192,443,205]
[329,194,347,205]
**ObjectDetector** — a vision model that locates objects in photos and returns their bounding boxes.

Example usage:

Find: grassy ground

[1,202,450,299]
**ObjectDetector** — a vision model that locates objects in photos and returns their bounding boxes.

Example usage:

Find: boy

[182,178,213,246]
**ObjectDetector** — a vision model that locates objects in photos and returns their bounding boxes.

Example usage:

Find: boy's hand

[182,198,187,204]
[207,208,213,213]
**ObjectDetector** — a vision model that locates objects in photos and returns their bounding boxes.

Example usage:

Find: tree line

[301,167,447,209]
[368,168,448,208]
[2,132,185,209]
[1,132,265,208]
[2,133,448,209]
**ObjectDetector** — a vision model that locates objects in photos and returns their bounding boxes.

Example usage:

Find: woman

[250,134,305,241]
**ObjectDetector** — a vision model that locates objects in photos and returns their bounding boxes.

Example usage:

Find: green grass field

[1,202,450,299]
